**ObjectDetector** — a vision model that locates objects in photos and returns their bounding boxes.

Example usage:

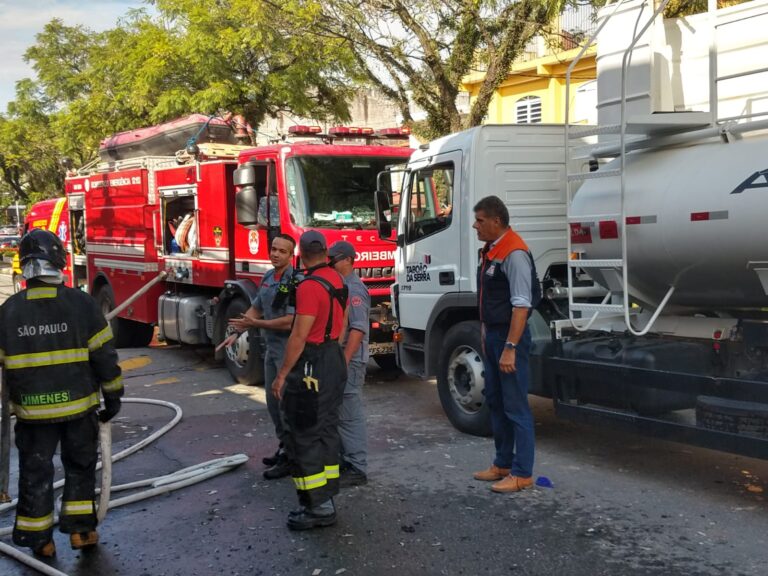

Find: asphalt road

[1,272,767,576]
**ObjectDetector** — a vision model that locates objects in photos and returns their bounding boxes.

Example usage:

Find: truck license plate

[368,342,395,356]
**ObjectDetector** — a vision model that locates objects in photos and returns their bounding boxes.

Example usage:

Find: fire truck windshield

[285,155,406,229]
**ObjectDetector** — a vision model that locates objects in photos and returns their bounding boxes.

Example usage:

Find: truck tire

[94,284,152,348]
[696,396,768,439]
[12,273,22,294]
[437,321,492,437]
[120,319,155,348]
[222,297,265,386]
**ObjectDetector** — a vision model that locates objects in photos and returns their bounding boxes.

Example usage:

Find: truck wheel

[437,321,492,437]
[12,273,22,294]
[223,298,265,385]
[94,284,153,348]
[696,396,768,439]
[94,284,126,348]
[373,354,400,372]
[120,319,155,348]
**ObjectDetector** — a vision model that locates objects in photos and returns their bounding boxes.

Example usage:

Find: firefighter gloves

[98,398,121,422]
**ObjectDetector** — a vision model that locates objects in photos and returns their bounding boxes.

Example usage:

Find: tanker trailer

[546,130,768,459]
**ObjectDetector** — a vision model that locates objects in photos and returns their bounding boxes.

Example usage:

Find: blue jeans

[482,325,534,477]
[264,347,285,439]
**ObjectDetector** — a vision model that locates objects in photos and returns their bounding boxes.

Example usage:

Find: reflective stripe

[101,375,123,393]
[16,513,54,531]
[26,287,58,300]
[5,348,89,370]
[11,392,99,420]
[293,470,328,491]
[48,197,67,233]
[325,464,340,479]
[62,500,95,515]
[88,325,114,351]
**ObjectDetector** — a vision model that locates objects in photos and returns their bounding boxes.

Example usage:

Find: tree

[0,79,63,203]
[288,0,568,139]
[24,1,360,146]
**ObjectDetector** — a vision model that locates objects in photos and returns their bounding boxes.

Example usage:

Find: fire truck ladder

[563,0,719,335]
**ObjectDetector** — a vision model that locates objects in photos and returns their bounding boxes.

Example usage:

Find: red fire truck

[64,115,411,383]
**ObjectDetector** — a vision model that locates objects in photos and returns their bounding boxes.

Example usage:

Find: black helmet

[19,229,67,270]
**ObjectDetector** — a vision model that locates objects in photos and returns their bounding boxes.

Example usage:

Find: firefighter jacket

[0,281,123,423]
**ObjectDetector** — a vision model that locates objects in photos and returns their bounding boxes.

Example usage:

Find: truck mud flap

[545,357,768,460]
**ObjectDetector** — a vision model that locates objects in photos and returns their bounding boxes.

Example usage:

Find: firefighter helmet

[19,229,67,270]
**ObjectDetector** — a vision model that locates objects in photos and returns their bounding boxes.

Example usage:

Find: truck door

[396,152,461,330]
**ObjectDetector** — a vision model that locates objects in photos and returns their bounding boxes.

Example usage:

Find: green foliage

[294,0,571,139]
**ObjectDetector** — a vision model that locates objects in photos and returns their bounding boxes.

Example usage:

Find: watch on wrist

[504,341,517,350]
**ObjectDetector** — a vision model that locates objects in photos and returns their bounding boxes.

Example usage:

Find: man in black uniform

[0,229,123,557]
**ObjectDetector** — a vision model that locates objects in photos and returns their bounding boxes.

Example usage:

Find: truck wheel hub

[225,329,250,367]
[447,345,484,414]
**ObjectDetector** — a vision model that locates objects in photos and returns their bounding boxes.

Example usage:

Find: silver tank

[571,134,768,312]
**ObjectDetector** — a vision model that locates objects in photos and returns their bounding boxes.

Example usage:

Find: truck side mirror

[233,165,255,186]
[236,185,259,226]
[374,189,392,239]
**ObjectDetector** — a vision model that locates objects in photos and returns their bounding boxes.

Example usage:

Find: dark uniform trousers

[281,340,347,508]
[14,412,99,548]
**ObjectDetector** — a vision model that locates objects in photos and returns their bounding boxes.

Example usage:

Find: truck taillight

[288,125,322,136]
[393,331,403,343]
[570,222,592,244]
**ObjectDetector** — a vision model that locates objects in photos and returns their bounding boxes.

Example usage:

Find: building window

[516,96,542,124]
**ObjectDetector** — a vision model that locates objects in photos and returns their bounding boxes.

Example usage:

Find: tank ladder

[563,0,717,335]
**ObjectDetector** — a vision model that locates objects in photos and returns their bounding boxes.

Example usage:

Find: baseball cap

[299,230,327,252]
[328,240,356,262]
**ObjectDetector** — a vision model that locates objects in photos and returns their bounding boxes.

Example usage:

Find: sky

[0,0,146,111]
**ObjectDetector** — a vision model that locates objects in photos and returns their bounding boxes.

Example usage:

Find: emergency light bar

[374,127,411,140]
[328,126,375,136]
[288,125,322,136]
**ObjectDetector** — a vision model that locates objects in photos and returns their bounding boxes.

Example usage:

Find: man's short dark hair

[273,233,296,248]
[473,195,509,228]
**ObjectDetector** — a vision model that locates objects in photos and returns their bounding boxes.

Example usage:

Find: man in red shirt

[272,230,347,530]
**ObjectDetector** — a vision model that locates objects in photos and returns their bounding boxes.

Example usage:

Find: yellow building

[463,45,596,126]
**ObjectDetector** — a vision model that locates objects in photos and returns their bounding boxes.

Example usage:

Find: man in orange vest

[471,196,541,493]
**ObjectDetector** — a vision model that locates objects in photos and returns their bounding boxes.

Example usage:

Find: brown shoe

[473,464,511,481]
[70,531,99,550]
[33,540,56,557]
[491,475,534,493]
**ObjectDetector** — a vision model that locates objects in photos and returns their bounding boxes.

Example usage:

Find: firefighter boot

[287,499,337,531]
[33,541,56,558]
[263,452,291,480]
[70,531,99,550]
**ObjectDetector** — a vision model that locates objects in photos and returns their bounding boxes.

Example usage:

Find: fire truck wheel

[120,319,155,348]
[94,284,151,348]
[12,273,22,294]
[437,321,492,437]
[223,298,265,385]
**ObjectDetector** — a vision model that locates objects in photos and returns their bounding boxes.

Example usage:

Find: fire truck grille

[363,281,391,291]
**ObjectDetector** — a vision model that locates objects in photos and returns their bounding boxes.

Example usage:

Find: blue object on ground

[535,476,554,488]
